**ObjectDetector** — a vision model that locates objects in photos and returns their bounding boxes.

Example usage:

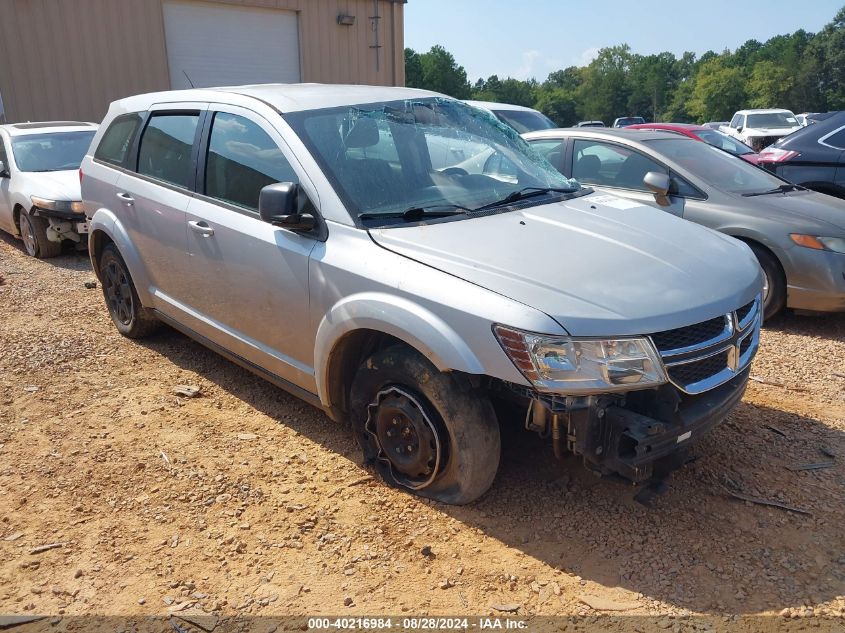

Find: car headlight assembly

[790,234,845,254]
[30,196,85,214]
[494,325,667,394]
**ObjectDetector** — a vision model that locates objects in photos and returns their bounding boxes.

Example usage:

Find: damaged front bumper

[521,369,750,483]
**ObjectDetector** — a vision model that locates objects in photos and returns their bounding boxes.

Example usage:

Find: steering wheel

[440,167,469,177]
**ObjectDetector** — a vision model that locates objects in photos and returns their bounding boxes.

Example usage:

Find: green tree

[688,59,747,121]
[627,52,677,121]
[404,48,424,88]
[545,66,584,92]
[577,45,633,122]
[473,76,537,106]
[534,87,578,126]
[816,6,845,109]
[747,60,792,108]
[416,45,471,99]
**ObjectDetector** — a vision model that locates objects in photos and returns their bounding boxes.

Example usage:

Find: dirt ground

[1,233,844,628]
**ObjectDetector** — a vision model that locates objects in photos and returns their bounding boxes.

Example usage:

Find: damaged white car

[0,122,97,258]
[721,109,801,152]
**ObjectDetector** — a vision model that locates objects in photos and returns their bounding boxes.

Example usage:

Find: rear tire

[748,243,785,320]
[99,244,160,338]
[19,211,62,259]
[349,345,500,505]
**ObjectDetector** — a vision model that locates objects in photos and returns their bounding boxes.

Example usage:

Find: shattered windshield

[285,98,579,225]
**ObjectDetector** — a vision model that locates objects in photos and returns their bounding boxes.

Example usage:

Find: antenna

[182,70,195,88]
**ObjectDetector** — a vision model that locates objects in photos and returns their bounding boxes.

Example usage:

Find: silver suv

[82,85,763,504]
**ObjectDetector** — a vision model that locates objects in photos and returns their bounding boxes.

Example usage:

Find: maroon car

[627,123,760,164]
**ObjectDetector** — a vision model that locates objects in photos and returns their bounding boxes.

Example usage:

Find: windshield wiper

[742,183,805,197]
[472,187,577,212]
[359,204,471,223]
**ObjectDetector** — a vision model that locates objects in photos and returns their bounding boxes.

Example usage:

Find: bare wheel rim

[103,261,134,325]
[365,386,445,491]
[761,269,771,305]
[19,214,37,256]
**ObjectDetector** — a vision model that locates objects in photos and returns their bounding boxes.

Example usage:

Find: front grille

[740,334,753,357]
[650,315,727,353]
[653,296,761,395]
[751,135,781,151]
[735,299,755,325]
[668,351,729,386]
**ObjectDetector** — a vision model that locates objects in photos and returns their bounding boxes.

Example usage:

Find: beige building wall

[0,0,405,123]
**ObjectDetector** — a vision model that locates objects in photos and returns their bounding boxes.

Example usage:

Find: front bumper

[783,247,845,312]
[531,369,750,483]
[32,207,84,221]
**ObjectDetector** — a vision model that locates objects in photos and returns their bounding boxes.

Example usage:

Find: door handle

[189,220,214,237]
[116,192,134,205]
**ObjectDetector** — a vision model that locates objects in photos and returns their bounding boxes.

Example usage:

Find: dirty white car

[721,109,801,152]
[0,122,97,258]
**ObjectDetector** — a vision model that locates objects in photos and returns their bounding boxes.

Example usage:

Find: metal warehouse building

[0,0,407,123]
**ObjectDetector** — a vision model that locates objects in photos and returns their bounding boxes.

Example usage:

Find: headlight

[494,325,667,394]
[790,234,845,254]
[30,196,85,214]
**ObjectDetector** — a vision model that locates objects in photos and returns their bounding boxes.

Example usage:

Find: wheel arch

[315,293,488,420]
[726,232,786,279]
[87,210,154,306]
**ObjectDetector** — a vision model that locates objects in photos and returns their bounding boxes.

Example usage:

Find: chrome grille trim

[649,296,762,395]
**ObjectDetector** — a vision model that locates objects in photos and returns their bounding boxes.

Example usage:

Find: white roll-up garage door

[163,1,301,90]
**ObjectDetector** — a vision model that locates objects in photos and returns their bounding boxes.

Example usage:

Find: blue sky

[405,1,843,82]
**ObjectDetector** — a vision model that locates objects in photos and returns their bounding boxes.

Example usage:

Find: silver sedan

[524,128,845,318]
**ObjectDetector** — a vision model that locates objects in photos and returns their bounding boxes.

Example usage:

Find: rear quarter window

[94,113,143,166]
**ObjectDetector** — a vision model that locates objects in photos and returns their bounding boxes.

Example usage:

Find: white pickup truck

[720,109,801,152]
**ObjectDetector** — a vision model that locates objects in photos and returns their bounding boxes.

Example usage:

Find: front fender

[313,292,488,408]
[89,208,154,306]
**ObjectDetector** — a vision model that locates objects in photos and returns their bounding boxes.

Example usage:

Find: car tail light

[757,148,800,163]
[79,168,83,184]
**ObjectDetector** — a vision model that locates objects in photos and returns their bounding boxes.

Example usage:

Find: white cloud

[575,46,601,66]
[513,50,542,80]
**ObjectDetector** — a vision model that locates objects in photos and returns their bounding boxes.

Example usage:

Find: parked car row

[0,84,841,507]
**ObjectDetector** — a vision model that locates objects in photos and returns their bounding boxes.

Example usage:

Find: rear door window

[95,113,143,166]
[138,112,200,189]
[204,112,298,211]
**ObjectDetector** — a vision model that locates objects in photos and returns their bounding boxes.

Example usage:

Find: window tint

[95,113,143,166]
[823,128,845,150]
[138,113,199,188]
[205,112,298,211]
[573,140,667,191]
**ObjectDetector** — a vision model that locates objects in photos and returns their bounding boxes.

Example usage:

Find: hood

[746,190,845,233]
[370,194,763,337]
[19,170,81,201]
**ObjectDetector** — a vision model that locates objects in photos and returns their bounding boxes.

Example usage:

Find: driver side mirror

[736,126,744,133]
[644,171,672,205]
[0,160,8,178]
[258,182,316,232]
